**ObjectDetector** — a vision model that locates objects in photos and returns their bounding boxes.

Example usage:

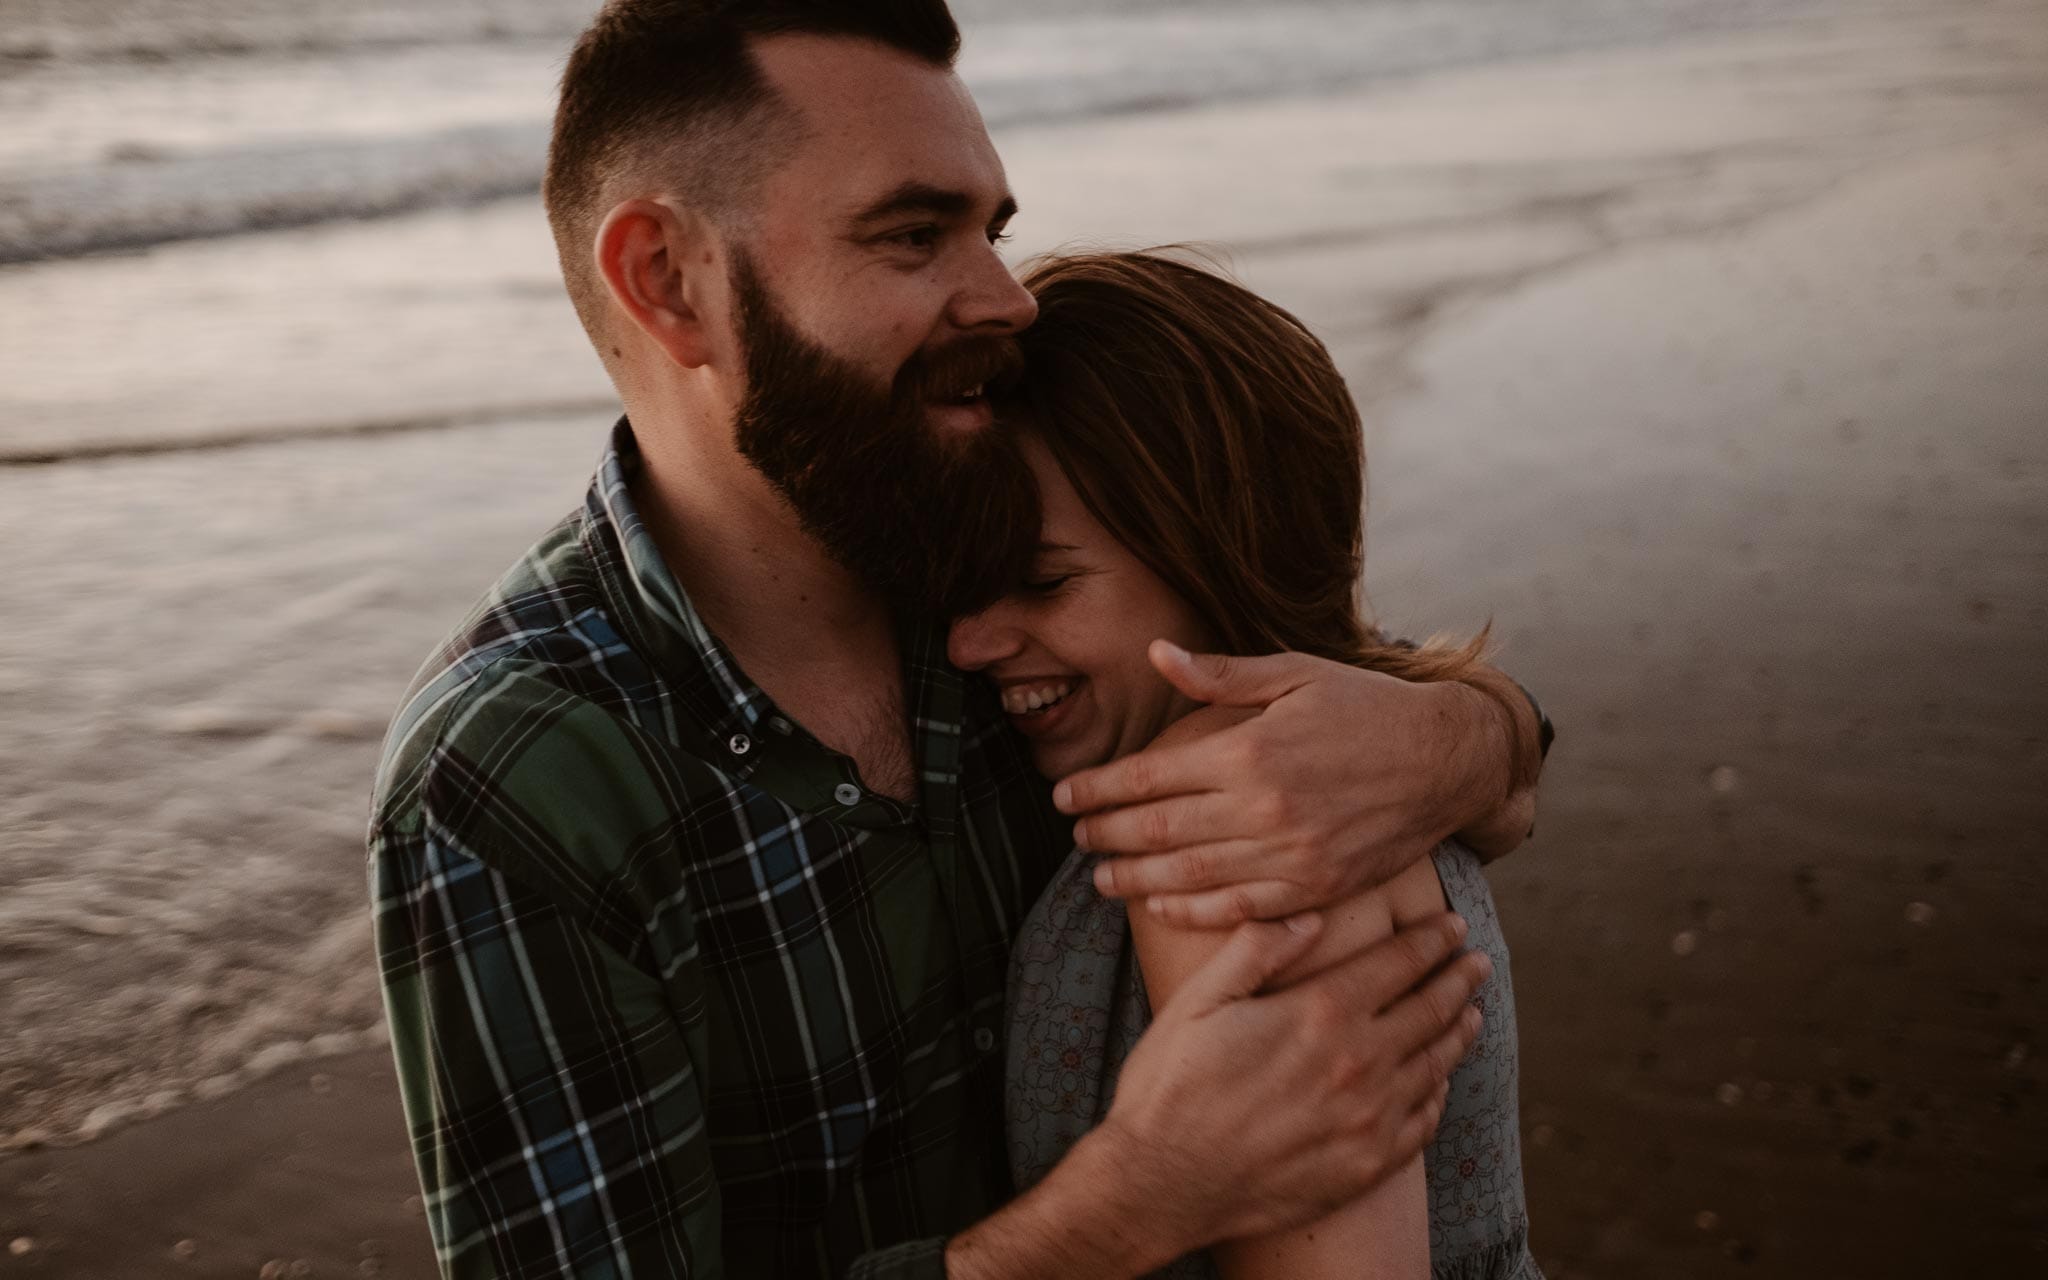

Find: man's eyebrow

[851,182,1018,226]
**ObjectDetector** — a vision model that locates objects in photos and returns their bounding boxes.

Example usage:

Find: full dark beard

[729,250,1039,618]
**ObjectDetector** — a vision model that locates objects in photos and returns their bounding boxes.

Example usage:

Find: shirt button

[727,734,752,756]
[768,716,793,734]
[834,782,862,806]
[973,1027,996,1053]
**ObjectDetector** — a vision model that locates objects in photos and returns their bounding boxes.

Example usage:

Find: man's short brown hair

[544,0,963,342]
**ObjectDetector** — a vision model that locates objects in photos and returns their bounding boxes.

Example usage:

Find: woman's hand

[1057,641,1539,926]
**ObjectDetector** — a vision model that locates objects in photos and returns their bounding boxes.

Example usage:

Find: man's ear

[594,198,722,370]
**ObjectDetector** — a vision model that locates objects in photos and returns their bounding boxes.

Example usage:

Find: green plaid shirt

[369,420,1064,1278]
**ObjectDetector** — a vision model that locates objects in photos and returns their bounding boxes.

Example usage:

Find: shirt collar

[587,417,778,743]
[580,417,968,832]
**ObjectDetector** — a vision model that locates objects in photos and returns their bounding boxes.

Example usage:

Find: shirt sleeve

[372,673,723,1278]
[371,673,961,1279]
[375,838,717,1278]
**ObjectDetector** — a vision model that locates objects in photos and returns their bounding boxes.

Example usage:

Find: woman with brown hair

[947,249,1541,1279]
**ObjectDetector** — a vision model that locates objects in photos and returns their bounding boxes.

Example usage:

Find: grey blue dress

[1005,842,1541,1280]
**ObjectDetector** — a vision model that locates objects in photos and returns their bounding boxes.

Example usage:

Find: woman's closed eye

[1016,573,1074,597]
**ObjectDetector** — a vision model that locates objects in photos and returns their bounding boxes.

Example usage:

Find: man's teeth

[1002,681,1073,716]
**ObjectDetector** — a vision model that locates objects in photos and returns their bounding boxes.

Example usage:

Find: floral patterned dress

[1004,841,1541,1280]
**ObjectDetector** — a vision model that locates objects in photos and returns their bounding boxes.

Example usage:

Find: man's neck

[629,409,917,801]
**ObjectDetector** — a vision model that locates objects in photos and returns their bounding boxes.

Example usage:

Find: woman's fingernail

[1287,912,1321,936]
[1053,780,1074,811]
[1451,914,1469,941]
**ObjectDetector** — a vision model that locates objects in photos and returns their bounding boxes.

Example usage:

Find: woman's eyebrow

[1034,541,1079,553]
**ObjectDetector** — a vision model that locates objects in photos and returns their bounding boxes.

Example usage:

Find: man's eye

[890,225,941,251]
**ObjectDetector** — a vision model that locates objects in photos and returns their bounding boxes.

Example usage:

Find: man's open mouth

[911,336,1024,410]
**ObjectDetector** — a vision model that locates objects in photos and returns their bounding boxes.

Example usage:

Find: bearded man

[368,2,1549,1276]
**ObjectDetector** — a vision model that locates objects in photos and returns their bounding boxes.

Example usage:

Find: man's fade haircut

[544,0,963,344]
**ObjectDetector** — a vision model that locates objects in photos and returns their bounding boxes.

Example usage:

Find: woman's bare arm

[1127,706,1451,1279]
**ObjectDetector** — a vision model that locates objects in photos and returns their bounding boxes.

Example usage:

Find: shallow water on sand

[2,12,2045,1261]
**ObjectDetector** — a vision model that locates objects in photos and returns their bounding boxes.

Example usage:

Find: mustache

[898,335,1026,402]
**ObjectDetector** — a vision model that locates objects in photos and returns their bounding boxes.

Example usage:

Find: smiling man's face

[717,33,1045,614]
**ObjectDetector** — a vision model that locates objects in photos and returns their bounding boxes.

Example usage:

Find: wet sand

[3,3,2046,1275]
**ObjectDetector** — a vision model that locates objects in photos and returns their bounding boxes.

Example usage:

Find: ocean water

[1,0,1831,265]
[0,0,1900,1152]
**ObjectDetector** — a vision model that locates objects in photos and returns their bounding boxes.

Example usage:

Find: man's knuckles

[1136,804,1176,849]
[1296,986,1349,1041]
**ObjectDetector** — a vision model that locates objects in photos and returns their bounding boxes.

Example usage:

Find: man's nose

[947,605,1024,672]
[951,243,1038,336]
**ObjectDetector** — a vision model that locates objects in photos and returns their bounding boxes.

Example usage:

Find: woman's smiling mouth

[1001,678,1072,715]
[997,677,1086,736]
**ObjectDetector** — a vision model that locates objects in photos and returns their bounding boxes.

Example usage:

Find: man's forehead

[750,33,1010,216]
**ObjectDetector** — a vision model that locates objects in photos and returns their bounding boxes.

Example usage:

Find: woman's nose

[947,605,1024,672]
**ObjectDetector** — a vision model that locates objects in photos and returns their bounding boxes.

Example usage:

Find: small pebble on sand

[1905,901,1936,926]
[1529,1122,1555,1147]
[404,1194,424,1217]
[1717,1082,1744,1106]
[309,1072,333,1094]
[259,1262,286,1280]
[1671,930,1700,957]
[288,1261,313,1278]
[2005,1043,2030,1070]
[173,1238,199,1260]
[1707,765,1740,794]
[9,1238,34,1257]
[359,1261,384,1277]
[1695,1210,1720,1231]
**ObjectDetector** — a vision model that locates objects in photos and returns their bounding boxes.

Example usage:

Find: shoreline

[3,3,2045,1273]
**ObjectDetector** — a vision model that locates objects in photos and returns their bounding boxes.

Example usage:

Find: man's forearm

[1444,669,1548,860]
[946,1127,1177,1279]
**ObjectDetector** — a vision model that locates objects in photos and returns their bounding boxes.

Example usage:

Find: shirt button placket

[833,782,862,806]
[728,733,752,757]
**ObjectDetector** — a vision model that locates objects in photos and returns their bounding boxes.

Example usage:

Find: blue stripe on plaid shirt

[370,420,1062,1278]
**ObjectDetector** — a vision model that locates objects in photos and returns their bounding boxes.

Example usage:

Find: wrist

[1432,681,1515,835]
[946,1125,1167,1279]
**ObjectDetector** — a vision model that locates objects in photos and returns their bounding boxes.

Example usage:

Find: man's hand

[1058,641,1536,927]
[945,912,1487,1278]
[1105,909,1487,1253]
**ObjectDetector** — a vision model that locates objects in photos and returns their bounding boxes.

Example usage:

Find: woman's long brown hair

[1008,247,1499,692]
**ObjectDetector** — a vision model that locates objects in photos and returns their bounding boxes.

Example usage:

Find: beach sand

[2,3,2045,1275]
